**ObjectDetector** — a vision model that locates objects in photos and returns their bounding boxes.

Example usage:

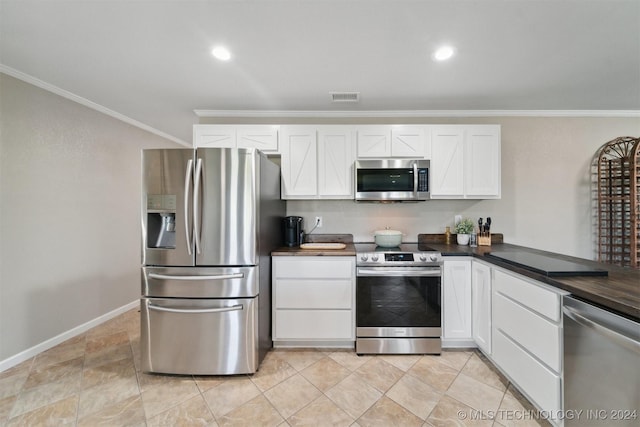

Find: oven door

[356,267,441,337]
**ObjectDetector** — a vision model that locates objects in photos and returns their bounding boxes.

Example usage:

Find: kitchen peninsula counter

[419,234,640,321]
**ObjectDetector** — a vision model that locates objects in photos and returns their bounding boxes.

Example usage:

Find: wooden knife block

[478,232,492,246]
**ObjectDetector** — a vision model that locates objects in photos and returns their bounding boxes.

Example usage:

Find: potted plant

[454,218,475,245]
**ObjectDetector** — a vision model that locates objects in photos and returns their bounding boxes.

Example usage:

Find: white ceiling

[1,0,639,144]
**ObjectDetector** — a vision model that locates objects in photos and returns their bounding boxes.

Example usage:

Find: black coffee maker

[282,216,304,247]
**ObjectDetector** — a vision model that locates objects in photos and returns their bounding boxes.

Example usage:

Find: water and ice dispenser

[146,194,177,249]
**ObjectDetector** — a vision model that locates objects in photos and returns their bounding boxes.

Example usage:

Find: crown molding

[1,65,189,146]
[194,109,640,118]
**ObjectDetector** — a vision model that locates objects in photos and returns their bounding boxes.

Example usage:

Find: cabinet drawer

[275,279,352,309]
[493,329,561,415]
[274,310,353,340]
[493,293,561,372]
[274,257,354,279]
[493,269,561,321]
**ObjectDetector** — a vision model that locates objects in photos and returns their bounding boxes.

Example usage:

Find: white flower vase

[457,234,470,245]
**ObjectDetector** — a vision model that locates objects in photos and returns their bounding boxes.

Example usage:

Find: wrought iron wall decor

[592,136,640,268]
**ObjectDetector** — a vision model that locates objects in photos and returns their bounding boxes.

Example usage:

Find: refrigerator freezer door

[141,297,258,375]
[196,148,258,266]
[142,149,195,266]
[142,266,258,298]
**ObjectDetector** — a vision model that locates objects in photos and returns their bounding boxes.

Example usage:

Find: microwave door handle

[193,157,203,255]
[183,158,193,255]
[413,162,418,196]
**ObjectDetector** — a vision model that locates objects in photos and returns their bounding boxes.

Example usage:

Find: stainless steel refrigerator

[140,148,284,375]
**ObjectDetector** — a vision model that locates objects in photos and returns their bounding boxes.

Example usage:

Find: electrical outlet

[454,215,462,225]
[315,216,323,228]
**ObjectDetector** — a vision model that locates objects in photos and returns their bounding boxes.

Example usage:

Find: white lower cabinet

[491,268,567,424]
[442,259,473,346]
[272,256,355,346]
[471,260,492,354]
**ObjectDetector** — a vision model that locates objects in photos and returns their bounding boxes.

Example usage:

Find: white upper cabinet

[431,126,465,196]
[356,126,391,157]
[317,127,355,198]
[193,125,236,148]
[280,126,318,197]
[280,126,355,199]
[357,125,428,158]
[391,126,427,158]
[236,126,279,152]
[431,125,501,199]
[465,126,501,197]
[193,125,279,153]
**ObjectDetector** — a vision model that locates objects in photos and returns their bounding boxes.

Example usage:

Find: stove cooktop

[354,243,438,253]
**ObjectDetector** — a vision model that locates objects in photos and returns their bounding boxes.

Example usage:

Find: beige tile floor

[0,309,550,426]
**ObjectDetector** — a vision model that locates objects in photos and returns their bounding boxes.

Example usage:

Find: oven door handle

[357,268,441,277]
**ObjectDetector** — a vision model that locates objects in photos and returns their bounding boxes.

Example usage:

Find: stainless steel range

[355,243,442,355]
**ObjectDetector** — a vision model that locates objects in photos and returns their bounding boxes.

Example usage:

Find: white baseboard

[0,300,139,373]
[442,338,477,349]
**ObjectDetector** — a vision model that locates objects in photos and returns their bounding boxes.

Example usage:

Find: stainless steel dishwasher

[563,296,640,426]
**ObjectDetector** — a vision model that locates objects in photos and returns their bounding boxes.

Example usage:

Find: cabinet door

[356,126,391,157]
[237,126,278,153]
[280,126,318,198]
[193,125,236,148]
[443,260,472,340]
[465,126,500,198]
[471,261,492,354]
[431,126,464,196]
[317,127,355,198]
[391,126,425,157]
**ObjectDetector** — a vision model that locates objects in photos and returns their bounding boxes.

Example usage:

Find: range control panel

[357,251,442,266]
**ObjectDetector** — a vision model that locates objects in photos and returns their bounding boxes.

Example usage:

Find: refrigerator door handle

[193,157,203,255]
[148,303,243,315]
[148,273,244,281]
[183,158,193,255]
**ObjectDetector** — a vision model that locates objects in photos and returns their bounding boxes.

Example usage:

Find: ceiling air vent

[330,92,360,103]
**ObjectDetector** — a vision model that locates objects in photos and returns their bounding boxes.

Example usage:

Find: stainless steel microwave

[355,159,430,201]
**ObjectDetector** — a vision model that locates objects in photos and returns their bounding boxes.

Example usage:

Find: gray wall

[0,74,179,361]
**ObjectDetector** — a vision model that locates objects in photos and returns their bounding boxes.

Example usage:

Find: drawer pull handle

[148,304,243,314]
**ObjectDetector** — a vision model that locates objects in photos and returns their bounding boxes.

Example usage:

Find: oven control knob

[419,255,427,261]
[360,255,368,262]
[429,254,439,262]
[371,255,379,262]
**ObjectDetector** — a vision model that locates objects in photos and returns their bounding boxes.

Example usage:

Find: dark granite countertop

[418,234,640,321]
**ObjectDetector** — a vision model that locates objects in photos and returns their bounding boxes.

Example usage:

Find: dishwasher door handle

[148,303,243,315]
[563,305,640,354]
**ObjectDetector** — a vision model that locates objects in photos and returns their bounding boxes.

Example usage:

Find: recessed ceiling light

[433,46,455,61]
[211,46,231,61]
